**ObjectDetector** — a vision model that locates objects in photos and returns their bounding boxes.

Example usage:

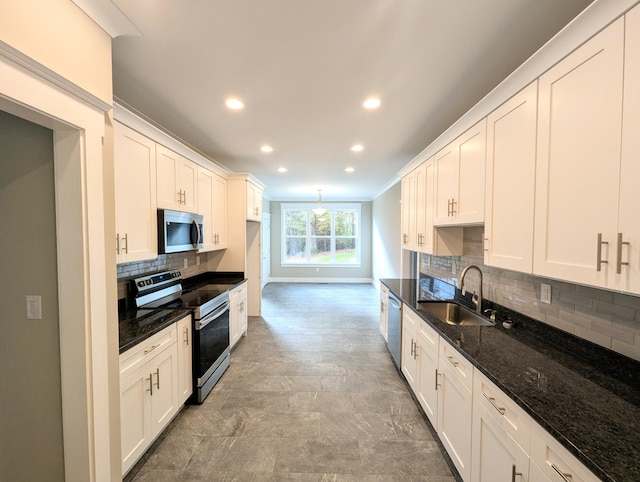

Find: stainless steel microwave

[157,209,204,254]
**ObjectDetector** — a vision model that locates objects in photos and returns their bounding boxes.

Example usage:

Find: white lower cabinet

[437,341,473,482]
[401,308,420,389]
[415,320,439,428]
[471,369,532,482]
[230,282,248,348]
[120,323,184,476]
[530,424,599,482]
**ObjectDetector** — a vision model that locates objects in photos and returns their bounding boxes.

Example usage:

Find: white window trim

[281,203,361,267]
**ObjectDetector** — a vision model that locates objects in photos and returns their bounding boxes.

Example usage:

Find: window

[281,203,361,266]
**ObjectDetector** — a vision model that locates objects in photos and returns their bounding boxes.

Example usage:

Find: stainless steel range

[130,270,231,403]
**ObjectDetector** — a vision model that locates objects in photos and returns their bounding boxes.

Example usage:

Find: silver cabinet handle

[146,374,153,396]
[616,233,630,274]
[410,339,415,357]
[154,368,160,390]
[511,464,522,482]
[403,233,408,245]
[450,198,457,215]
[177,190,182,203]
[122,233,128,254]
[184,327,189,346]
[483,392,506,415]
[447,198,452,216]
[447,355,459,367]
[116,234,120,255]
[435,369,441,390]
[551,463,573,482]
[596,233,608,271]
[483,237,489,252]
[144,344,159,355]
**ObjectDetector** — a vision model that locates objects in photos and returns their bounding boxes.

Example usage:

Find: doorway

[0,110,64,480]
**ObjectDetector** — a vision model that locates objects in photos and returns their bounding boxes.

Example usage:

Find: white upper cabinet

[484,82,538,273]
[197,166,227,251]
[246,180,263,222]
[156,144,198,213]
[616,5,640,294]
[114,122,158,264]
[434,119,487,226]
[401,165,419,251]
[533,16,625,289]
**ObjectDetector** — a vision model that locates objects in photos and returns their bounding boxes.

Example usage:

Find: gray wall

[372,182,402,288]
[0,111,64,480]
[270,201,373,281]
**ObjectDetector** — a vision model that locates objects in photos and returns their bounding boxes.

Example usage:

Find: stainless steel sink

[418,301,495,327]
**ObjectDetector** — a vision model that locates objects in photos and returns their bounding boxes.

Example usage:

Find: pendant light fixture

[312,189,326,215]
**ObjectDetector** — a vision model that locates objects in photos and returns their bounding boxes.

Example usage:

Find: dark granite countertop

[118,271,246,354]
[381,277,640,482]
[118,306,193,354]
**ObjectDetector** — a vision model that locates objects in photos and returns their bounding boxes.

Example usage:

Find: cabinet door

[438,351,473,482]
[485,82,537,272]
[617,5,640,294]
[401,309,419,390]
[197,167,215,251]
[149,344,179,436]
[416,323,439,428]
[471,398,530,482]
[156,144,181,210]
[434,144,456,225]
[177,316,192,404]
[455,118,486,224]
[401,172,415,250]
[211,172,228,249]
[120,366,151,476]
[534,18,624,287]
[178,158,198,212]
[247,181,262,221]
[414,163,427,251]
[114,123,157,264]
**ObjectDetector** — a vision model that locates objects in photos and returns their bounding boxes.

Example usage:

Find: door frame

[0,46,118,480]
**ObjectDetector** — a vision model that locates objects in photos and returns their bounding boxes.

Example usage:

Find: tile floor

[125,283,458,481]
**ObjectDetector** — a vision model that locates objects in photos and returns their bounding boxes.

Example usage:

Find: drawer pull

[146,374,153,396]
[447,355,459,367]
[551,464,573,482]
[144,344,159,355]
[154,368,160,390]
[483,392,506,415]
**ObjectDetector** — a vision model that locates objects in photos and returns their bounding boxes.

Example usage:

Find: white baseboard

[268,277,373,284]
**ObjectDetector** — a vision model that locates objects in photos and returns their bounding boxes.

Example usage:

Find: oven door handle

[196,300,229,330]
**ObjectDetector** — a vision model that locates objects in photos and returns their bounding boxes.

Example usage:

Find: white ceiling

[112,0,593,202]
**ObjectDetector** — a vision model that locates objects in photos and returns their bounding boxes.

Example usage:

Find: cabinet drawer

[418,319,439,354]
[230,282,247,301]
[531,424,599,482]
[120,324,177,378]
[473,368,532,452]
[439,340,473,391]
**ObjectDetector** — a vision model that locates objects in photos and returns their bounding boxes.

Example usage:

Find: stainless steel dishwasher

[387,292,402,369]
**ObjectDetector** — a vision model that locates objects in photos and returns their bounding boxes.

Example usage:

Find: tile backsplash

[117,251,210,300]
[420,227,640,361]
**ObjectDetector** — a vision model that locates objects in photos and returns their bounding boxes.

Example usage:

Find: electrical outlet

[541,283,552,304]
[451,261,457,274]
[183,258,188,269]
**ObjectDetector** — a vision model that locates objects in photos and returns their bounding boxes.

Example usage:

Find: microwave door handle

[191,219,199,248]
[196,300,229,330]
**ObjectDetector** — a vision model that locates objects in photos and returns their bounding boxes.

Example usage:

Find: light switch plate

[541,283,552,304]
[26,295,42,319]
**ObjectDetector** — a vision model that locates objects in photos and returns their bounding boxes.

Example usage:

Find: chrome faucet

[457,264,483,314]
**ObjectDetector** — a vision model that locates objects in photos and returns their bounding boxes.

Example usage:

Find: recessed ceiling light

[278,167,288,173]
[225,98,244,110]
[351,144,364,152]
[261,145,273,153]
[345,167,355,173]
[363,97,381,109]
